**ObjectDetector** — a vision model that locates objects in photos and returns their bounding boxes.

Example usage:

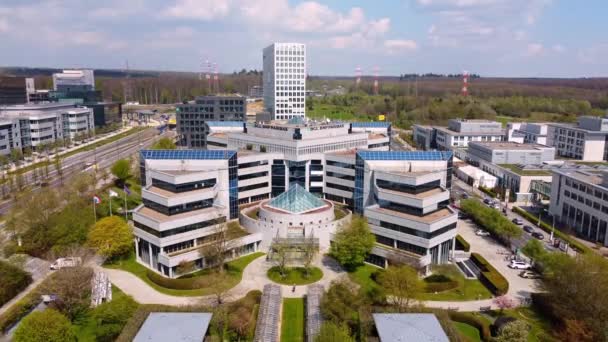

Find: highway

[0,127,168,216]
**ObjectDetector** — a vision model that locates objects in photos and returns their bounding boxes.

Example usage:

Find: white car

[475,230,490,236]
[508,260,531,269]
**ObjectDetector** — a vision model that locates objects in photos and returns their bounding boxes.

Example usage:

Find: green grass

[454,322,482,342]
[105,252,264,296]
[499,164,552,176]
[281,298,305,342]
[500,307,557,342]
[348,264,382,294]
[348,264,492,301]
[267,266,323,285]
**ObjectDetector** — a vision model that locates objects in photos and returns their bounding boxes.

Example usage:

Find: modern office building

[506,122,549,145]
[176,95,246,148]
[547,116,608,161]
[53,69,95,92]
[249,85,263,98]
[467,141,555,165]
[413,119,505,151]
[0,77,34,105]
[549,167,608,246]
[263,43,306,120]
[0,102,94,154]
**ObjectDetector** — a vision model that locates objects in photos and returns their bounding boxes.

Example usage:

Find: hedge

[0,282,42,333]
[424,274,460,293]
[478,186,497,198]
[0,260,33,307]
[455,234,470,252]
[146,270,204,290]
[512,206,592,254]
[460,199,522,245]
[448,311,492,341]
[470,253,509,296]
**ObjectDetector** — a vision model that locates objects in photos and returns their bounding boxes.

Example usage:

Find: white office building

[547,116,608,161]
[506,122,549,145]
[263,43,306,120]
[53,69,95,92]
[0,102,94,155]
[413,119,505,152]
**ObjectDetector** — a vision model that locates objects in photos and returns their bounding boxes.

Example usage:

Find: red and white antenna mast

[373,66,380,95]
[461,70,469,97]
[213,63,219,93]
[355,66,362,89]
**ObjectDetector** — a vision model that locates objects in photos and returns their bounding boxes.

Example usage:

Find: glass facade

[267,184,326,213]
[228,153,238,219]
[142,198,213,216]
[288,160,306,188]
[152,178,216,193]
[354,153,365,214]
[271,159,286,197]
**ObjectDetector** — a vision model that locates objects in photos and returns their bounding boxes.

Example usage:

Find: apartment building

[176,95,246,148]
[547,116,608,161]
[0,102,94,154]
[549,167,608,246]
[263,43,306,120]
[413,119,505,151]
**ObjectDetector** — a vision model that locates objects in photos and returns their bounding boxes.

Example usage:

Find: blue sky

[0,0,607,77]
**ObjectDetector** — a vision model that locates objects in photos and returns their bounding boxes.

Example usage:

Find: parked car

[458,212,470,220]
[50,257,82,270]
[475,229,491,237]
[519,271,541,279]
[461,193,469,199]
[483,198,492,205]
[502,208,507,215]
[523,225,534,234]
[532,232,545,240]
[512,218,523,225]
[509,260,531,269]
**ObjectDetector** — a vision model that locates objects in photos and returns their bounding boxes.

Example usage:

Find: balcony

[365,205,457,233]
[142,185,216,208]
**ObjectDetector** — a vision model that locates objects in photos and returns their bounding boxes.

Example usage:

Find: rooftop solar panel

[357,150,452,161]
[206,121,244,127]
[351,122,391,128]
[140,149,237,160]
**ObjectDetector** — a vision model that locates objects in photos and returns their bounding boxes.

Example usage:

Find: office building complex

[467,141,555,165]
[263,43,306,120]
[413,119,505,151]
[549,167,608,246]
[547,116,608,161]
[132,119,455,276]
[0,102,94,155]
[0,77,35,105]
[506,122,549,145]
[53,69,95,92]
[176,95,246,148]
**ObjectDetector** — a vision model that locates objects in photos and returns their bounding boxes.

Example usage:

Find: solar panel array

[357,150,453,161]
[351,122,391,128]
[254,284,282,342]
[306,284,324,342]
[140,149,236,160]
[206,121,244,127]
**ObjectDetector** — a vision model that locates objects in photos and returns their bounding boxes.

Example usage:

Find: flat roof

[135,206,219,223]
[134,312,212,342]
[555,169,607,188]
[145,186,214,198]
[469,141,551,150]
[373,313,449,342]
[371,206,454,224]
[434,126,505,136]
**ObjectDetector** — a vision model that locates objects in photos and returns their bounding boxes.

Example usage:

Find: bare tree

[272,243,289,277]
[198,219,234,274]
[43,266,94,320]
[302,237,318,278]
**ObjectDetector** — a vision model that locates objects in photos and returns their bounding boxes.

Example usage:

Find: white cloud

[552,44,565,53]
[525,43,544,56]
[384,39,418,51]
[0,18,8,33]
[165,0,232,20]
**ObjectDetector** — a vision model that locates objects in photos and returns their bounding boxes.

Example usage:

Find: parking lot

[457,217,542,302]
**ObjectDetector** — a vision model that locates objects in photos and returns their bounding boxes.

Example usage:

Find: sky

[0,0,607,77]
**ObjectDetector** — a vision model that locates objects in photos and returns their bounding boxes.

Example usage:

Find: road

[0,128,167,216]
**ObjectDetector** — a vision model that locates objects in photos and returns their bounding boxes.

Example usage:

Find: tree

[88,216,132,260]
[91,292,139,342]
[229,306,254,338]
[495,320,529,342]
[559,319,596,342]
[54,156,63,184]
[330,216,375,269]
[302,236,318,277]
[198,219,234,274]
[271,242,289,277]
[315,322,354,342]
[110,159,132,186]
[13,309,76,342]
[320,280,364,336]
[43,267,94,320]
[377,265,423,312]
[151,137,177,150]
[176,260,196,276]
[493,295,515,315]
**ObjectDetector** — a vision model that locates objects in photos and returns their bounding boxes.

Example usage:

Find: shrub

[479,186,497,198]
[146,270,201,290]
[512,207,591,254]
[460,199,522,245]
[448,311,492,341]
[0,291,40,333]
[424,274,459,292]
[90,290,139,342]
[13,309,76,342]
[455,234,470,252]
[0,260,33,307]
[471,253,509,296]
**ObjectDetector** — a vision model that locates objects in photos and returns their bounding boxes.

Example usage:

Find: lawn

[281,298,305,342]
[418,265,493,301]
[267,266,323,285]
[453,322,481,342]
[347,263,493,301]
[500,307,557,342]
[105,252,264,296]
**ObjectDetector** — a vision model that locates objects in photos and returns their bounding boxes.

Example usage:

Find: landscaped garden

[267,266,323,285]
[281,298,305,342]
[105,252,265,296]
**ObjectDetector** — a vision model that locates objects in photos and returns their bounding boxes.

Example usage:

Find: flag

[123,185,131,195]
[93,195,101,204]
[109,190,119,198]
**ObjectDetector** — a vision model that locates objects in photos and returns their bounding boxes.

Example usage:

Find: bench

[479,306,492,312]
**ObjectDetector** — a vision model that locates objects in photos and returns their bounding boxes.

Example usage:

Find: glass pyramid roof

[267,184,326,214]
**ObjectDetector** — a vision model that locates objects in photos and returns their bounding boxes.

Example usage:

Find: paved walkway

[102,253,348,306]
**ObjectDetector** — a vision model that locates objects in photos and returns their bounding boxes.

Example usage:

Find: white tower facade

[263,43,306,121]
